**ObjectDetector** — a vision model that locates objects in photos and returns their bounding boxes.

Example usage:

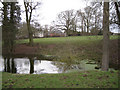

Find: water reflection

[29,58,34,74]
[52,61,82,73]
[3,58,16,73]
[1,57,61,74]
[52,60,98,73]
[1,56,98,74]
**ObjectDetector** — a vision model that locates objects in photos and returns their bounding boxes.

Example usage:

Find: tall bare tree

[56,10,77,36]
[114,1,120,25]
[24,0,41,45]
[109,1,120,27]
[83,6,93,35]
[77,9,86,35]
[101,2,109,71]
[91,2,103,35]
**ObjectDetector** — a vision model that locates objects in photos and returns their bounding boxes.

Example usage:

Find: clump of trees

[54,1,119,36]
[55,3,103,36]
[2,1,21,53]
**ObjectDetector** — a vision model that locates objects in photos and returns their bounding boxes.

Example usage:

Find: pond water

[0,56,98,74]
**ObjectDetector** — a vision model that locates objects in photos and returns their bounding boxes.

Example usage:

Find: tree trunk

[27,22,33,46]
[101,2,109,71]
[66,27,69,36]
[24,2,34,46]
[81,19,84,35]
[87,19,89,35]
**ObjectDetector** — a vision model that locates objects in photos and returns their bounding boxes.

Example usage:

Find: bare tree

[77,4,102,36]
[90,2,103,35]
[109,1,119,27]
[114,1,120,26]
[43,25,49,37]
[24,0,41,45]
[83,6,93,35]
[17,22,28,39]
[101,2,109,71]
[56,10,77,36]
[77,9,87,35]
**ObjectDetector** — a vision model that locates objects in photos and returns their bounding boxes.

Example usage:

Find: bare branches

[32,2,41,10]
[56,10,78,36]
[23,0,41,45]
[114,2,120,25]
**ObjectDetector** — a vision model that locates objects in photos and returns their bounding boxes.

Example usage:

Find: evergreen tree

[2,2,21,54]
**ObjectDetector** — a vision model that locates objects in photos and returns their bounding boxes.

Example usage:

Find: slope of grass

[16,35,118,45]
[2,70,118,88]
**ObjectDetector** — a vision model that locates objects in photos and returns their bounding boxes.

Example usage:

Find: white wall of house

[34,32,44,37]
[38,32,44,37]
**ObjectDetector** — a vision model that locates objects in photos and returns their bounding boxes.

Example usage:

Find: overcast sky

[39,0,88,25]
[19,0,89,26]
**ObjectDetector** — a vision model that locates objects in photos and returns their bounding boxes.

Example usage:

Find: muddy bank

[2,43,40,55]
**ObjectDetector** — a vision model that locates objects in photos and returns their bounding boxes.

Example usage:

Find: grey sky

[19,0,88,26]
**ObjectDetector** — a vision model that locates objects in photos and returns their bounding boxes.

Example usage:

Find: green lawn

[16,35,118,45]
[2,70,118,88]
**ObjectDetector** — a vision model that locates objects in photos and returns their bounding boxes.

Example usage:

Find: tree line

[55,2,120,36]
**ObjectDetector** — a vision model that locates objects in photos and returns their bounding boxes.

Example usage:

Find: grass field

[17,35,118,45]
[2,70,118,88]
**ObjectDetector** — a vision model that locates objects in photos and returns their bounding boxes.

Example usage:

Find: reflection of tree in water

[3,57,17,73]
[29,57,34,74]
[7,58,10,72]
[52,59,81,73]
[3,56,35,74]
[34,60,41,65]
[11,58,17,73]
[24,61,29,66]
[4,57,7,72]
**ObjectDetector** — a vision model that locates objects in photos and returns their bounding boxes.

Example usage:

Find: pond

[0,55,99,74]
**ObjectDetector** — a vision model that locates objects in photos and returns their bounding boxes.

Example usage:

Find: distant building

[33,31,44,38]
[47,30,65,37]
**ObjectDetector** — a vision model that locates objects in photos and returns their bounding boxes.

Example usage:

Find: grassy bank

[2,70,118,88]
